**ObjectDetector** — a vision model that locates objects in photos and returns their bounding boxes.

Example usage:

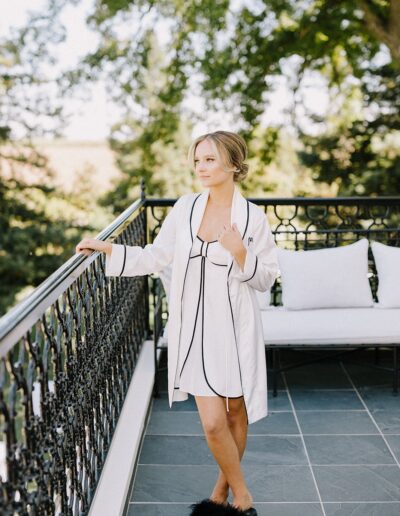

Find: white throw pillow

[277,238,373,310]
[371,241,400,308]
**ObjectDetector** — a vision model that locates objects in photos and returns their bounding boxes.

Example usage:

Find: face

[194,138,234,188]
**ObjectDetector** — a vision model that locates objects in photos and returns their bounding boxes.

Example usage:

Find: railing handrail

[0,196,145,356]
[146,195,400,206]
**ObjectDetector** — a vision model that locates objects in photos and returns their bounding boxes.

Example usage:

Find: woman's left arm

[231,210,279,292]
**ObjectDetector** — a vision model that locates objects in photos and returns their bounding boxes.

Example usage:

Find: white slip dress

[173,235,243,412]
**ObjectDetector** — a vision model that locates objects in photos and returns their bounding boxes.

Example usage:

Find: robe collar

[189,184,250,265]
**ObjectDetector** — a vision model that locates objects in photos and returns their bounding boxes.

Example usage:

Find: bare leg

[195,395,253,510]
[210,396,248,503]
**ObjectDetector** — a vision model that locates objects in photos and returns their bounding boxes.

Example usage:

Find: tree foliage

[0,2,100,316]
[72,0,400,197]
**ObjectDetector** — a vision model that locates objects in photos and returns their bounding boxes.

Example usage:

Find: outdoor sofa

[257,238,400,396]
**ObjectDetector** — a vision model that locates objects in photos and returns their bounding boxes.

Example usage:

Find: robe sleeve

[231,209,279,292]
[105,195,186,277]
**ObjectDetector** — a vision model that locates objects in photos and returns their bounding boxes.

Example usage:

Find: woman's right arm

[75,195,187,278]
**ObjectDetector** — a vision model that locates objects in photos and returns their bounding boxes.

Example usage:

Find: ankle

[232,490,253,507]
[210,484,229,501]
[213,483,229,492]
[232,488,251,498]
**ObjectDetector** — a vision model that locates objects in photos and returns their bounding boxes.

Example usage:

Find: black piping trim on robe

[177,246,204,379]
[173,194,201,389]
[189,194,201,242]
[119,244,127,276]
[242,200,250,238]
[178,237,242,399]
[243,255,258,283]
[197,235,217,243]
[195,236,226,266]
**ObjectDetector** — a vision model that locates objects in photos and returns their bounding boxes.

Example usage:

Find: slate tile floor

[126,349,400,516]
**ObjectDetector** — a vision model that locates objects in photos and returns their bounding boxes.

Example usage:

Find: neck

[208,182,235,207]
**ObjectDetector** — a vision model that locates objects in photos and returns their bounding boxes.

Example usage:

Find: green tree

[72,0,400,196]
[0,3,102,316]
[98,31,198,213]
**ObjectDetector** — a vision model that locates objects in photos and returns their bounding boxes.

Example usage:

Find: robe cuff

[231,248,258,283]
[105,243,127,277]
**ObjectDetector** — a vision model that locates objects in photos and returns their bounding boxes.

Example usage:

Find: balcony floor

[126,349,400,516]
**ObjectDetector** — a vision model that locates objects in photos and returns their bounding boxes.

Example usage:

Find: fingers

[222,223,238,233]
[76,237,98,255]
[218,223,238,239]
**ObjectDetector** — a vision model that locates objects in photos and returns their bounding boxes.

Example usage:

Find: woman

[76,131,279,516]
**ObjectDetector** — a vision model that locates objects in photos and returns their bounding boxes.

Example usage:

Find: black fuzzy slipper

[188,498,230,515]
[227,506,258,516]
[188,499,257,516]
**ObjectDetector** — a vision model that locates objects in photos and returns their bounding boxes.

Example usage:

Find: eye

[207,158,214,161]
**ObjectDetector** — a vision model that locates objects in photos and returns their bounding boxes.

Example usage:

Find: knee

[202,416,227,437]
[227,403,246,426]
[227,411,241,427]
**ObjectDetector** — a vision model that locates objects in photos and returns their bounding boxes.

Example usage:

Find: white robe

[105,184,279,424]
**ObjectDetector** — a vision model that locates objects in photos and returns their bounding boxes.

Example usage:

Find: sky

[1,0,112,140]
[0,0,330,141]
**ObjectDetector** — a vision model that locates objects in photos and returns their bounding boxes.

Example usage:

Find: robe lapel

[189,184,250,271]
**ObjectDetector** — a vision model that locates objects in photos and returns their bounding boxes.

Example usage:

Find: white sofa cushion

[371,241,400,308]
[277,238,374,310]
[261,305,400,345]
[162,304,400,347]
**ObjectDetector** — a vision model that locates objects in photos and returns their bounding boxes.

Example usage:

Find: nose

[197,161,206,172]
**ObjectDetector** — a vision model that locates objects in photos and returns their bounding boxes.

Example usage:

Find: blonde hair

[187,130,249,183]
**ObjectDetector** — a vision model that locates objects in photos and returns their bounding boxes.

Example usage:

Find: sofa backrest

[253,198,400,306]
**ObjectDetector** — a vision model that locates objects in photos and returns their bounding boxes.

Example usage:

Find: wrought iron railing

[256,196,400,304]
[1,187,399,515]
[0,185,150,515]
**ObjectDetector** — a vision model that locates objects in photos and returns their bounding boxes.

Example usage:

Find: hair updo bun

[233,162,249,182]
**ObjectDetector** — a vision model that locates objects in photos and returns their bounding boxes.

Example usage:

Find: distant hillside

[34,139,122,194]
